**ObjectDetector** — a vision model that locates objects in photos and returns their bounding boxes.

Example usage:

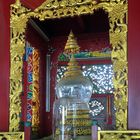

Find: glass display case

[53,55,93,140]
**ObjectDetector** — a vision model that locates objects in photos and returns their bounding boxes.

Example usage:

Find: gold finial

[64,54,83,78]
[13,0,21,8]
[16,0,21,6]
[64,31,80,54]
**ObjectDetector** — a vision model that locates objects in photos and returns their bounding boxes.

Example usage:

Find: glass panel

[56,63,115,130]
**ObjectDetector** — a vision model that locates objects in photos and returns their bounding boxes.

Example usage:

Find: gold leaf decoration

[32,49,40,133]
[0,132,24,140]
[98,131,140,140]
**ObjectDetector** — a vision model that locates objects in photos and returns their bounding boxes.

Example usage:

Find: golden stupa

[63,31,82,79]
[64,31,80,54]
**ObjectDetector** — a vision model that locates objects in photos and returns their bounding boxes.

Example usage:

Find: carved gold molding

[0,132,24,140]
[98,131,140,140]
[10,0,30,132]
[32,49,40,132]
[10,0,128,137]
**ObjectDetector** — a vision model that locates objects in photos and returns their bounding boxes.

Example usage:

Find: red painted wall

[0,0,14,131]
[128,0,140,129]
[21,0,45,10]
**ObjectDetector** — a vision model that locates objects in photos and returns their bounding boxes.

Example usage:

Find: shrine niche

[8,0,137,139]
[55,30,115,131]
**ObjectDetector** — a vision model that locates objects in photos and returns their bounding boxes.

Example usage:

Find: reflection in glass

[57,64,114,94]
[53,56,93,140]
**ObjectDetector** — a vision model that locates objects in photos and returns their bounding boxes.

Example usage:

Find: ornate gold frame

[8,0,132,139]
[0,132,24,140]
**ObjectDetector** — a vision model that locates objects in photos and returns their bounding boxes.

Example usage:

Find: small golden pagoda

[64,31,80,54]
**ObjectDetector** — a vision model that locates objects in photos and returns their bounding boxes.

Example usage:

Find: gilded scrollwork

[10,0,128,137]
[33,0,97,20]
[10,0,30,132]
[32,49,40,133]
[109,0,128,130]
[98,131,140,140]
[0,132,24,140]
